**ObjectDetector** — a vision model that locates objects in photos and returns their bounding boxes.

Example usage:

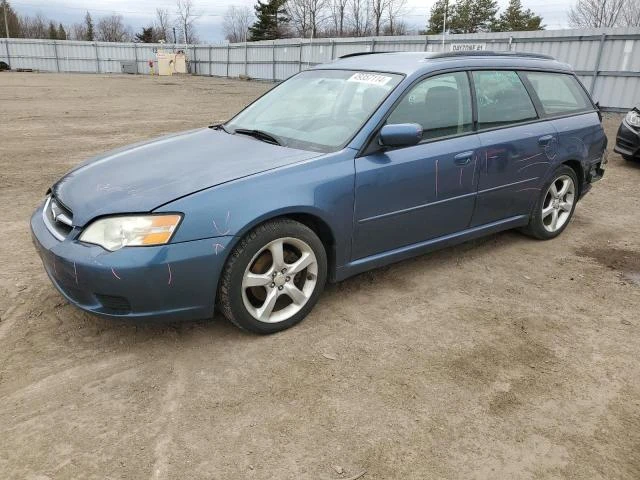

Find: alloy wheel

[541,174,575,233]
[241,237,318,323]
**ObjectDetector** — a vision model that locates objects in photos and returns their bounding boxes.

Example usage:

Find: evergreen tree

[48,21,58,39]
[135,26,155,43]
[249,0,289,41]
[425,0,453,34]
[494,0,544,31]
[57,23,66,40]
[449,0,498,33]
[84,11,94,41]
[0,0,21,37]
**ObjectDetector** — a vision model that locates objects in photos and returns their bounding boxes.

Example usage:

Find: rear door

[470,70,556,227]
[353,71,481,259]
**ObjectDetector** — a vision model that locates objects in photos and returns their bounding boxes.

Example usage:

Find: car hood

[52,128,321,226]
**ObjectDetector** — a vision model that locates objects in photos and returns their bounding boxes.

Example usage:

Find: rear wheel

[522,165,578,240]
[218,219,327,334]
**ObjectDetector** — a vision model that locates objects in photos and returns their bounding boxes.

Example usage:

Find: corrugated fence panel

[2,28,639,109]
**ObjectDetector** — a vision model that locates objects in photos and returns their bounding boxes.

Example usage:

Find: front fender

[155,149,356,270]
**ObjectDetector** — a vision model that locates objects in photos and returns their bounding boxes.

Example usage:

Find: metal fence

[1,27,639,110]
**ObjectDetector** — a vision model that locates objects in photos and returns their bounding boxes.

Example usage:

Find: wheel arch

[561,159,584,198]
[219,207,339,286]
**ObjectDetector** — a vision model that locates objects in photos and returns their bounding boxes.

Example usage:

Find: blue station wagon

[31,51,607,333]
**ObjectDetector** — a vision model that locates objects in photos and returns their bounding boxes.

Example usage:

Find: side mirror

[379,123,423,148]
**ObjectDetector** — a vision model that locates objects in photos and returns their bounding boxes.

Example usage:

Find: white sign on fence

[450,43,487,52]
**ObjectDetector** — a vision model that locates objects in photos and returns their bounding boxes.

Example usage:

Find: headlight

[626,109,640,128]
[79,214,182,251]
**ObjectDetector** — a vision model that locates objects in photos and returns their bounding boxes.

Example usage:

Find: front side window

[386,71,473,140]
[226,70,402,153]
[472,70,537,130]
[521,71,592,116]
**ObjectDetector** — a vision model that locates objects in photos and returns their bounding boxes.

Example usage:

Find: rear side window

[386,71,473,140]
[521,71,592,116]
[472,70,537,130]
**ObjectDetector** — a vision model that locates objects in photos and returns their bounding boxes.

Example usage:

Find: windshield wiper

[234,128,284,146]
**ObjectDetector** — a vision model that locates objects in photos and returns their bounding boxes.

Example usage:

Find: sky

[9,0,573,42]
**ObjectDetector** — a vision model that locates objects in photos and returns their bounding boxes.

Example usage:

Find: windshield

[226,70,403,153]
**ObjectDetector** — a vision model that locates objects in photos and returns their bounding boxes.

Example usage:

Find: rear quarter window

[521,71,593,116]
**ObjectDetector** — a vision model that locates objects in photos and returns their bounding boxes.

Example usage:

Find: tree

[568,0,626,27]
[370,0,389,35]
[20,13,47,39]
[495,0,543,31]
[135,26,156,43]
[425,0,450,34]
[85,12,94,41]
[48,21,57,39]
[347,0,371,36]
[328,0,349,36]
[96,14,131,42]
[621,0,640,25]
[386,0,407,35]
[249,0,290,40]
[287,0,329,38]
[448,0,498,33]
[223,6,253,42]
[1,0,21,37]
[155,8,170,42]
[176,0,199,44]
[57,23,67,40]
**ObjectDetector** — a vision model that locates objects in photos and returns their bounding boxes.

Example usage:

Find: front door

[353,71,480,260]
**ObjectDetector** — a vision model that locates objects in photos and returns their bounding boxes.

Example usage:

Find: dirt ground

[0,72,639,480]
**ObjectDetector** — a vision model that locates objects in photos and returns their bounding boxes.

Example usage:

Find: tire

[218,218,327,334]
[521,165,579,240]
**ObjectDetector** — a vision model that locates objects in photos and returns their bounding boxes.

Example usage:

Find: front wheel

[218,219,327,334]
[522,165,578,240]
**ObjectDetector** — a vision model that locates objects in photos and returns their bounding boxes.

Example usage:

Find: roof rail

[339,51,392,59]
[428,51,555,60]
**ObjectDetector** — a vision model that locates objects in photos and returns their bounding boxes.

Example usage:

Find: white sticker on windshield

[347,73,392,86]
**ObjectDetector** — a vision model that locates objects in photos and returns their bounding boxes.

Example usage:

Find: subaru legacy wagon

[31,51,607,333]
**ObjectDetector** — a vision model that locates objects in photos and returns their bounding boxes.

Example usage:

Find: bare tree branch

[155,8,171,42]
[176,0,199,44]
[223,6,254,43]
[568,0,627,27]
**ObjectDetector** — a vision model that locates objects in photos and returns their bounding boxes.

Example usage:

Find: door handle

[454,151,474,166]
[538,135,554,146]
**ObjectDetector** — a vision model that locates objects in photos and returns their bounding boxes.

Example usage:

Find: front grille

[95,294,132,314]
[43,196,73,240]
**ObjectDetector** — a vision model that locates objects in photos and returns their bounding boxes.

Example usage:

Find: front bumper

[614,118,640,159]
[31,203,233,322]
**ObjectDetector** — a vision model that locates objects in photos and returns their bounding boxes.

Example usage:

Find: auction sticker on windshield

[347,73,393,86]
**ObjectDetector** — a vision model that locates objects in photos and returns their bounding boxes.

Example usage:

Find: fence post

[590,33,606,96]
[94,42,100,73]
[272,40,276,82]
[423,35,428,51]
[226,44,230,78]
[244,41,248,76]
[3,38,10,68]
[53,40,60,72]
[133,43,139,74]
[298,41,303,72]
[331,39,335,59]
[208,45,212,76]
[371,37,375,52]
